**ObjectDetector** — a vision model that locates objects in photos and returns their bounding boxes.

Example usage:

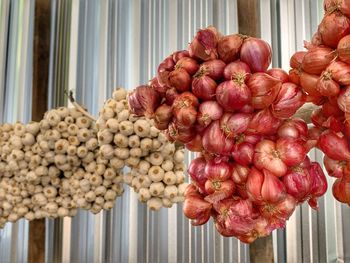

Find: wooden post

[28,0,51,262]
[31,0,50,121]
[237,1,274,262]
[237,0,261,37]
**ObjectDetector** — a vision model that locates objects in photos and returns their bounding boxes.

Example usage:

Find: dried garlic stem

[67,91,97,122]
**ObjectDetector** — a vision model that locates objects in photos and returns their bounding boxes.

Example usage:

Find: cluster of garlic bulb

[34,107,124,215]
[97,88,188,210]
[0,107,124,228]
[0,122,41,227]
[124,144,188,211]
[0,87,189,228]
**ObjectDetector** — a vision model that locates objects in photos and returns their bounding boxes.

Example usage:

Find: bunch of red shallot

[129,27,306,149]
[128,26,327,243]
[184,121,326,244]
[290,0,350,206]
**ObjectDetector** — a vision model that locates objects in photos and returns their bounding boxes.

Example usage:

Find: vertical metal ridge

[48,0,57,110]
[0,1,34,262]
[47,1,73,262]
[341,205,350,262]
[167,2,179,262]
[0,0,10,121]
[335,201,344,262]
[67,0,79,107]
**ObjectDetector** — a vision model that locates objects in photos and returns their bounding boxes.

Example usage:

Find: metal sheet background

[1,0,350,263]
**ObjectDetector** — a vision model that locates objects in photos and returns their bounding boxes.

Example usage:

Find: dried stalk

[67,90,97,122]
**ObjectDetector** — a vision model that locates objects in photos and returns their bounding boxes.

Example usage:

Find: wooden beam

[249,236,274,263]
[237,0,261,37]
[31,0,50,122]
[237,1,274,262]
[28,220,46,263]
[28,0,51,262]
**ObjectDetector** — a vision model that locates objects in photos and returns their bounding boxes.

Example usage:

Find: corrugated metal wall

[1,0,350,262]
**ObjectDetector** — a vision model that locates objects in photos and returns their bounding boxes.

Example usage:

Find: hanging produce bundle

[290,1,350,206]
[96,88,188,211]
[2,0,348,239]
[0,87,189,228]
[128,26,328,243]
[0,107,124,228]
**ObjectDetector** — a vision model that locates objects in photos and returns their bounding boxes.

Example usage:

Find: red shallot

[290,51,306,69]
[183,189,212,225]
[318,130,350,161]
[189,27,219,61]
[172,50,190,62]
[204,179,235,203]
[216,80,251,111]
[253,140,288,177]
[232,164,250,184]
[333,177,350,204]
[323,156,346,178]
[316,72,340,97]
[324,0,350,17]
[175,57,199,75]
[337,35,350,64]
[271,82,306,119]
[192,75,217,101]
[188,157,208,192]
[276,137,307,166]
[247,108,281,136]
[277,118,308,140]
[220,113,252,138]
[326,61,350,86]
[157,56,175,86]
[205,159,233,181]
[240,38,272,72]
[232,142,254,166]
[318,11,350,48]
[248,73,281,109]
[308,162,328,209]
[128,85,160,118]
[223,61,251,82]
[154,104,172,130]
[301,47,335,75]
[267,68,289,83]
[196,59,226,80]
[283,157,312,202]
[217,34,244,63]
[197,101,223,127]
[202,120,234,155]
[169,68,191,92]
[300,72,321,96]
